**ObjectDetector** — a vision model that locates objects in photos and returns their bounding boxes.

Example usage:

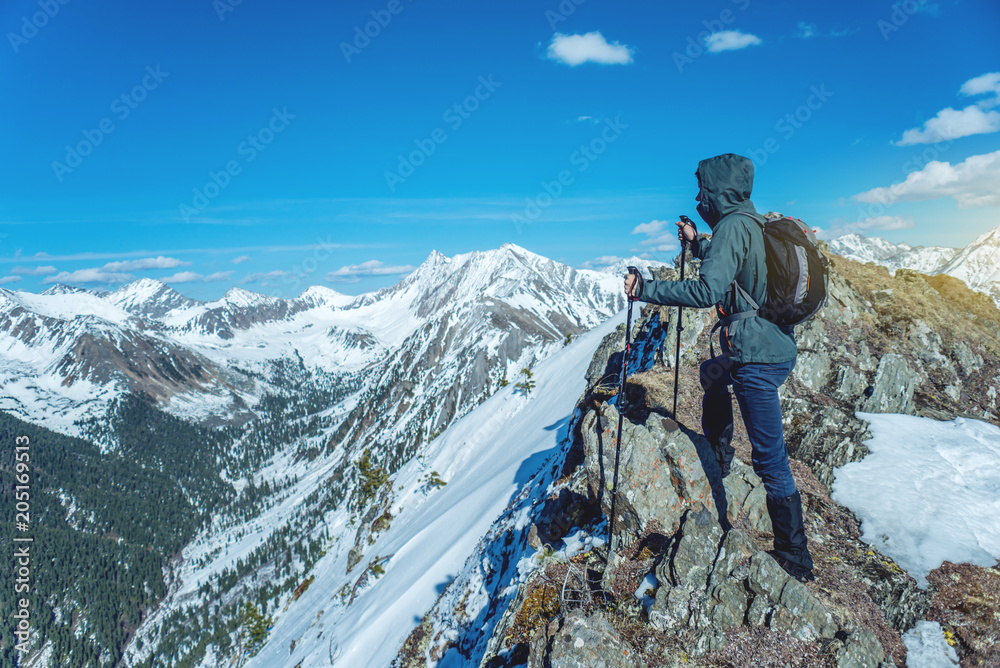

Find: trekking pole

[607,266,641,568]
[672,216,692,419]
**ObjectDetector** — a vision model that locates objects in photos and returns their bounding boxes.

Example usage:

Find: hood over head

[695,153,757,228]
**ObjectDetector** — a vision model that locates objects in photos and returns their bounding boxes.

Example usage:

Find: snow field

[832,412,1000,588]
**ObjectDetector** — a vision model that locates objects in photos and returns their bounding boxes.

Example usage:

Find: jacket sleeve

[690,234,710,260]
[638,221,745,308]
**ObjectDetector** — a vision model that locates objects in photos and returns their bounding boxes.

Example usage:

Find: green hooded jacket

[635,153,797,364]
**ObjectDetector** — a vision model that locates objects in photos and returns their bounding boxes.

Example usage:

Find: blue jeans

[700,356,797,499]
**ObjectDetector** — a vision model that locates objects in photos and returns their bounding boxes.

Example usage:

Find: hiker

[623,153,814,582]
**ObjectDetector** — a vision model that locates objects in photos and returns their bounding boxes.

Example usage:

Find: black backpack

[711,213,829,356]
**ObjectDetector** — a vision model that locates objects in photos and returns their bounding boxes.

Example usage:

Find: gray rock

[907,320,952,371]
[667,506,724,589]
[943,334,975,375]
[793,350,832,392]
[835,627,887,668]
[861,353,920,414]
[783,400,872,487]
[777,577,838,640]
[834,365,867,403]
[581,405,720,540]
[531,610,647,668]
[722,462,771,532]
[585,326,624,392]
[747,551,791,601]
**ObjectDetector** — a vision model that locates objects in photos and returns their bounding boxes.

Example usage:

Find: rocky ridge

[396,244,1000,667]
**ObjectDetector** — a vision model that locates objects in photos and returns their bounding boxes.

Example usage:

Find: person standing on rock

[623,153,814,582]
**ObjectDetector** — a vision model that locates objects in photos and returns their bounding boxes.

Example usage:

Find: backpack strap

[710,281,761,358]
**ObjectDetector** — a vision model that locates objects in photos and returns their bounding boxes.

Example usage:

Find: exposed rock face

[580,404,722,539]
[528,611,647,668]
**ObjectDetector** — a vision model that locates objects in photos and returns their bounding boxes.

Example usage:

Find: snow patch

[832,413,1000,587]
[902,621,960,667]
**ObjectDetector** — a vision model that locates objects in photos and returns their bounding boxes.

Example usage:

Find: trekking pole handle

[678,215,695,248]
[626,266,642,302]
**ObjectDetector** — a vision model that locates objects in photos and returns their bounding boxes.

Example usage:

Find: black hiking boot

[769,551,816,582]
[712,424,735,478]
[766,490,815,582]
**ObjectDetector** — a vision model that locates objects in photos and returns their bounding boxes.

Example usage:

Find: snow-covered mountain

[827,226,1000,306]
[938,225,1000,296]
[0,244,622,438]
[826,233,959,275]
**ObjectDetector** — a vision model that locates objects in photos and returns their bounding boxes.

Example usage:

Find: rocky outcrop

[528,610,647,668]
[418,247,1000,668]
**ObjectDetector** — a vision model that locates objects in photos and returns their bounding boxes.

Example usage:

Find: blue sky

[1,0,998,298]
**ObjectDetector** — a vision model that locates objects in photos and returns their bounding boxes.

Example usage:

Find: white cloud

[896,72,1000,145]
[547,32,635,66]
[815,216,914,240]
[11,265,57,275]
[43,269,133,285]
[103,256,190,272]
[579,255,623,270]
[161,272,204,284]
[795,22,817,39]
[704,30,762,53]
[240,270,291,285]
[896,106,1000,145]
[325,260,415,284]
[960,72,1000,99]
[0,276,22,285]
[854,150,1000,209]
[631,219,679,253]
[632,220,669,235]
[162,271,234,284]
[232,255,251,265]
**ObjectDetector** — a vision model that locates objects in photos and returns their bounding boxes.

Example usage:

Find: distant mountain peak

[41,284,91,296]
[220,286,278,307]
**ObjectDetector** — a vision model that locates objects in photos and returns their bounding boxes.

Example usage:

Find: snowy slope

[122,306,624,668]
[832,412,1000,588]
[248,310,624,668]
